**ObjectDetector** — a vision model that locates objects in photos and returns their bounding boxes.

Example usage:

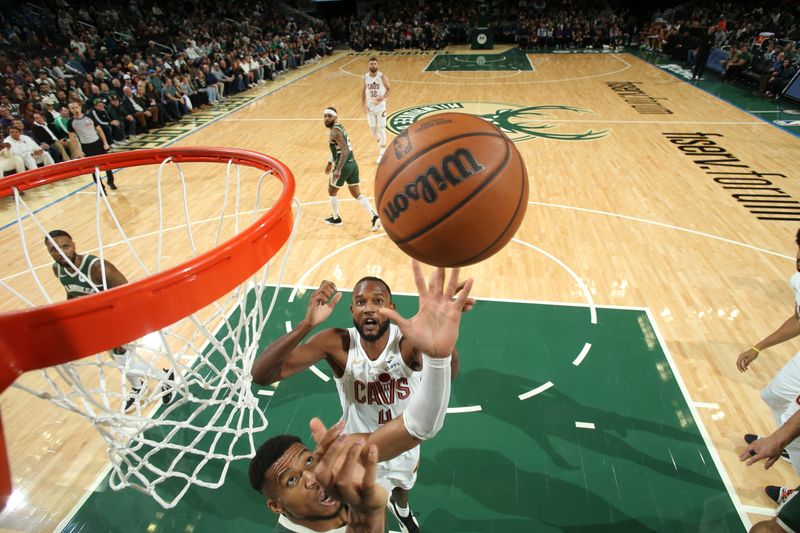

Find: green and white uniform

[55,254,101,299]
[329,123,359,189]
[779,490,800,532]
[275,514,347,532]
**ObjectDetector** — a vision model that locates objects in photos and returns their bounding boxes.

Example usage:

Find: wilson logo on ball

[382,148,485,224]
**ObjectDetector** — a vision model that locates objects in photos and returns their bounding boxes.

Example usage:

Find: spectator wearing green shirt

[724,43,752,81]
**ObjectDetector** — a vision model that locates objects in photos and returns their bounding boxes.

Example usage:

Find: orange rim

[0,147,295,389]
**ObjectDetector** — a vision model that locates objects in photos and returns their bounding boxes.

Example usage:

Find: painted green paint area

[63,289,744,532]
[425,49,533,71]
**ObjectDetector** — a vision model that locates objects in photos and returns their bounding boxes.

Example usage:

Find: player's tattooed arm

[90,259,128,290]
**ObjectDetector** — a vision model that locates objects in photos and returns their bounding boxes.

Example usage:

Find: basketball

[375,112,529,267]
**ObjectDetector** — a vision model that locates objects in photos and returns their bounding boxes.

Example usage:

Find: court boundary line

[527,201,794,261]
[342,51,632,85]
[639,54,800,140]
[646,307,751,530]
[0,54,344,234]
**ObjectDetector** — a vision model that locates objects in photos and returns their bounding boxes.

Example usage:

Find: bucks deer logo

[387,102,610,143]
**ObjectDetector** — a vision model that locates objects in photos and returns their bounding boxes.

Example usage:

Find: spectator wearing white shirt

[0,142,26,175]
[4,125,55,171]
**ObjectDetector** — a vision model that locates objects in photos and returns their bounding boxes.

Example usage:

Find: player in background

[362,57,391,164]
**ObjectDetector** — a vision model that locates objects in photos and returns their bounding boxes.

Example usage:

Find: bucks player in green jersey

[44,229,174,410]
[323,107,381,231]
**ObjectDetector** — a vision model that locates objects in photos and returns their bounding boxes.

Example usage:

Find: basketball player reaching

[44,229,175,410]
[362,57,391,164]
[252,261,474,533]
[737,228,800,504]
[323,107,380,231]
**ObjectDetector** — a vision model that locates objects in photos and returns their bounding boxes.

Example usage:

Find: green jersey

[55,254,101,299]
[275,514,347,532]
[328,123,356,166]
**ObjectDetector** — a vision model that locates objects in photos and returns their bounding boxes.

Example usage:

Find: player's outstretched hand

[304,281,342,328]
[311,419,386,530]
[739,432,784,470]
[736,347,759,372]
[379,260,473,358]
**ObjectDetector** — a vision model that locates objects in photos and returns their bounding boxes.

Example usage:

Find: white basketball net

[3,156,298,508]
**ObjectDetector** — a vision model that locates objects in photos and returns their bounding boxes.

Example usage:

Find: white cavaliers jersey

[792,272,800,315]
[335,324,420,433]
[364,72,387,109]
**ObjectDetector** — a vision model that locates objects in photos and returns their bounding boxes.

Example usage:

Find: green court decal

[63,289,744,532]
[426,49,533,71]
[387,101,610,142]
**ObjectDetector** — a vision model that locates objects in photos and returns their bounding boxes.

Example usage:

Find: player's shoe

[389,499,419,533]
[324,216,343,226]
[744,434,791,461]
[371,215,381,231]
[108,182,118,190]
[766,485,795,505]
[124,385,143,411]
[162,369,176,405]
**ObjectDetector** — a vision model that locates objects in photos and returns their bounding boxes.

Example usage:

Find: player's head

[249,435,342,521]
[45,229,76,266]
[323,107,337,128]
[351,277,394,342]
[368,57,378,73]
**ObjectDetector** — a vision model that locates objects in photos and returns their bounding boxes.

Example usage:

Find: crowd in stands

[1,0,332,175]
[641,3,800,97]
[1,0,799,177]
[330,0,638,52]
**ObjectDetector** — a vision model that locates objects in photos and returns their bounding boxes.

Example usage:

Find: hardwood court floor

[1,47,799,531]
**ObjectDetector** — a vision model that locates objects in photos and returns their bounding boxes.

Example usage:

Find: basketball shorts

[375,445,419,493]
[778,490,800,532]
[366,103,387,130]
[330,159,359,188]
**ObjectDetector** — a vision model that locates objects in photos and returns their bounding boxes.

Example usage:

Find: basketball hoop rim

[0,147,295,386]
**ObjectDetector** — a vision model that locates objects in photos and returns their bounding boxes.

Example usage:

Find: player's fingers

[361,444,378,492]
[310,418,328,444]
[462,298,476,312]
[765,456,779,469]
[329,292,343,307]
[444,268,461,298]
[312,420,345,459]
[411,260,427,296]
[315,434,351,485]
[378,307,407,327]
[453,278,474,309]
[336,438,365,497]
[428,267,445,295]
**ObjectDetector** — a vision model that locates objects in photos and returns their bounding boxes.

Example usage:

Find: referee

[66,100,117,192]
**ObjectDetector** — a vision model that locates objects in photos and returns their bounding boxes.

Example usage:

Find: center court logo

[386,102,610,142]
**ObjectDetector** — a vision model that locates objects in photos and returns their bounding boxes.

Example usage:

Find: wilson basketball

[375,113,528,267]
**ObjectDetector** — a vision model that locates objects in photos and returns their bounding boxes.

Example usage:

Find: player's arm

[379,74,390,102]
[251,281,344,385]
[741,408,800,469]
[737,307,800,372]
[94,124,109,149]
[331,128,348,176]
[90,259,128,289]
[361,78,367,111]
